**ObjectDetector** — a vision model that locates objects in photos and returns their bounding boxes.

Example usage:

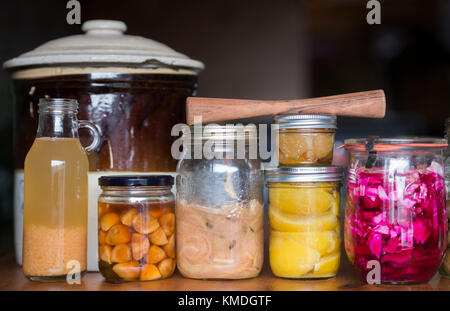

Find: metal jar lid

[99,175,174,187]
[188,124,258,141]
[274,114,337,130]
[266,166,343,183]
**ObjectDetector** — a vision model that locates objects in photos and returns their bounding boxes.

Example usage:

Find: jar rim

[274,114,337,129]
[38,98,79,113]
[342,137,448,151]
[265,166,343,183]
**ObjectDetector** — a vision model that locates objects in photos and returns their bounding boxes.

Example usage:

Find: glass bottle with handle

[23,98,101,281]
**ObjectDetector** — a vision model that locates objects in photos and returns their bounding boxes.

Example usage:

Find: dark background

[0,0,449,255]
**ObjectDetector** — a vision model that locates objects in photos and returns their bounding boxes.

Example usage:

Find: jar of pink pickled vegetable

[440,118,450,278]
[343,137,448,284]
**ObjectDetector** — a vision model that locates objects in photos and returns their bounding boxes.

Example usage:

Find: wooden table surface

[1,253,449,291]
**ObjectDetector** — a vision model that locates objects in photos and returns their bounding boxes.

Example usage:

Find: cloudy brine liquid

[23,137,88,280]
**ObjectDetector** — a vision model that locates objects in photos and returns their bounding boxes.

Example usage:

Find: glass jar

[176,125,264,279]
[344,138,448,284]
[97,175,175,283]
[274,115,337,166]
[440,118,450,278]
[266,166,343,279]
[23,98,100,281]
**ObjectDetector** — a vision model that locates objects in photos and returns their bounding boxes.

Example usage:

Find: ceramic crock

[3,19,204,270]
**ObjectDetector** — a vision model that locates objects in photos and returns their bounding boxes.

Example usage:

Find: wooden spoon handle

[186,89,386,125]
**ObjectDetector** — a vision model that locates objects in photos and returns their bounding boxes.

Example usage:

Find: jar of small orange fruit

[266,166,343,279]
[274,115,337,166]
[97,175,176,283]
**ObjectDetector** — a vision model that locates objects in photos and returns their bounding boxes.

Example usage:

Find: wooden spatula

[186,89,386,125]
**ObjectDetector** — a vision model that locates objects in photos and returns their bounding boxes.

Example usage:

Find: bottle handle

[78,120,102,154]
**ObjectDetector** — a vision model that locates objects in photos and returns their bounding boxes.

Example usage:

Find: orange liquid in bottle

[23,137,88,279]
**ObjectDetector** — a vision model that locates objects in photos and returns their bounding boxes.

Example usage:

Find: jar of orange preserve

[274,115,337,166]
[98,175,176,283]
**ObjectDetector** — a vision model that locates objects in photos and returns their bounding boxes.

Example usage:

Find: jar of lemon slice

[266,166,343,279]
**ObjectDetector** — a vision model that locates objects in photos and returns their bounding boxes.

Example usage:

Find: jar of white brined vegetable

[175,124,264,279]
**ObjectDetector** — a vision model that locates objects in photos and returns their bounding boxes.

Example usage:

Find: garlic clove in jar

[149,227,168,245]
[164,234,175,259]
[140,264,162,281]
[132,211,160,234]
[120,208,138,227]
[131,233,150,261]
[105,224,131,245]
[146,245,167,264]
[99,244,112,264]
[113,261,140,280]
[100,212,120,231]
[159,212,175,236]
[158,258,175,278]
[111,244,132,263]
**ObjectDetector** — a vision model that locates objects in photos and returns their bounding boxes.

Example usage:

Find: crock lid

[99,175,174,187]
[341,137,448,151]
[266,166,343,183]
[274,114,337,129]
[3,19,204,71]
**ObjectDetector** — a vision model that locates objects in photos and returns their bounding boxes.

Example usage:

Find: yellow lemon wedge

[269,187,335,215]
[330,192,340,216]
[269,207,338,232]
[269,234,320,278]
[270,230,340,256]
[313,252,340,276]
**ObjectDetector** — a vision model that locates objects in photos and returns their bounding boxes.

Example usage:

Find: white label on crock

[13,170,24,266]
[87,171,177,271]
